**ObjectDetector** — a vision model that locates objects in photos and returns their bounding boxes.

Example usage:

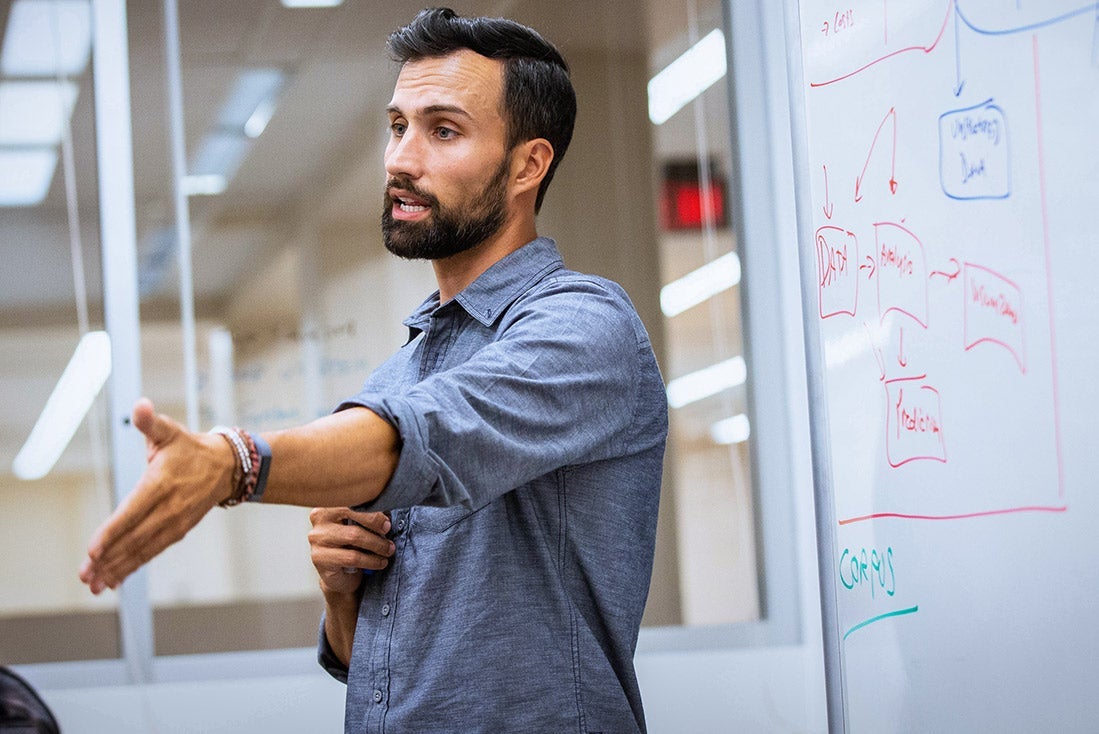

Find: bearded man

[81,8,667,733]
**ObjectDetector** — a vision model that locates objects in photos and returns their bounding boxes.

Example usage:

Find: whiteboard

[783,1,1099,731]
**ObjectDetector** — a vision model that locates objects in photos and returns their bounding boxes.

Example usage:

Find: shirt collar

[404,237,564,334]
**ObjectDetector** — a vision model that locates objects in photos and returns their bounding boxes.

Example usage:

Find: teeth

[398,200,427,213]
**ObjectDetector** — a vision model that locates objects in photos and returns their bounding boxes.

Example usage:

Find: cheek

[452,157,502,189]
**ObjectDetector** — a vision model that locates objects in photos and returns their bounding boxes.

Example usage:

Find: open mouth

[395,197,429,213]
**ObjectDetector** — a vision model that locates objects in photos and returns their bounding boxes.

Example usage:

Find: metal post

[163,0,201,431]
[91,0,155,685]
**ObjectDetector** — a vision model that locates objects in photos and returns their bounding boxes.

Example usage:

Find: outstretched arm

[79,397,399,594]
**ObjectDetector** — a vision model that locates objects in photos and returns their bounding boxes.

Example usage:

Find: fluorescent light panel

[0,80,79,145]
[281,0,343,6]
[181,174,228,197]
[661,251,741,317]
[648,28,726,125]
[711,413,751,445]
[13,331,112,480]
[183,69,286,194]
[244,97,277,138]
[1,0,92,77]
[188,132,250,180]
[0,147,57,206]
[217,68,285,131]
[666,355,747,409]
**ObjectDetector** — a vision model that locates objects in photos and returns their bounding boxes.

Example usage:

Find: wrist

[209,426,271,506]
[321,572,366,601]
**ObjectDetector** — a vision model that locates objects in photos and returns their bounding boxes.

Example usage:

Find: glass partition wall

[0,0,119,664]
[1,0,767,672]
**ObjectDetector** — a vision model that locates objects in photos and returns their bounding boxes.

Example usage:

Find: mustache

[385,177,438,207]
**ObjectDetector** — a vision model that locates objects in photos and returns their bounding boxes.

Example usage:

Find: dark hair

[387,7,577,213]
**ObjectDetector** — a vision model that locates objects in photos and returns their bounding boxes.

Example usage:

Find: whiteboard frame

[780,0,846,731]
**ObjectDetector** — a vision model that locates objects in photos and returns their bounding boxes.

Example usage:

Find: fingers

[132,397,179,450]
[309,507,391,535]
[308,507,395,573]
[81,484,207,593]
[349,510,391,535]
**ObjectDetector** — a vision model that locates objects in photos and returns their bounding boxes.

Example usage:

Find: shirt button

[396,518,406,531]
[381,603,391,617]
[373,689,383,703]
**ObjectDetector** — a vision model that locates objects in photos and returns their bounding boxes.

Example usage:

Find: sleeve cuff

[337,394,438,512]
[316,614,349,684]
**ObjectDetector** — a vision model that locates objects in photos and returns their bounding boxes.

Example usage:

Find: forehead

[389,49,506,120]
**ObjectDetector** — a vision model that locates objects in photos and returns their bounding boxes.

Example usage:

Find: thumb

[132,397,178,448]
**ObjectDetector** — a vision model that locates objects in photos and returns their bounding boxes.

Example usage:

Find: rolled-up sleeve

[317,614,349,684]
[338,276,647,515]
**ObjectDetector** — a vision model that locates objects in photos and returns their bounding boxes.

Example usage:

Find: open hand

[79,398,235,594]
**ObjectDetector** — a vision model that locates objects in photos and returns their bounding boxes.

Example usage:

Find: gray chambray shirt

[318,237,668,733]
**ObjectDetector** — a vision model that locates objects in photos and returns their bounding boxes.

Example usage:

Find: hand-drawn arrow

[809,0,952,87]
[822,164,834,219]
[855,107,898,202]
[953,4,965,96]
[864,322,887,381]
[929,257,961,282]
[860,254,877,279]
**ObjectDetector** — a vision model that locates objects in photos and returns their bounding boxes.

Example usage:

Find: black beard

[381,158,509,261]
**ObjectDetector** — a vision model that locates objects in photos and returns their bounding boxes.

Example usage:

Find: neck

[433,215,537,303]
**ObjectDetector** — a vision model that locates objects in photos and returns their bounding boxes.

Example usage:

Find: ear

[509,138,555,200]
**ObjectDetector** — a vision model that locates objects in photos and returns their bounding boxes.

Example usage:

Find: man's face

[382,50,513,260]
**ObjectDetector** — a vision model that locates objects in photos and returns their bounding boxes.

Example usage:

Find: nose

[385,129,424,181]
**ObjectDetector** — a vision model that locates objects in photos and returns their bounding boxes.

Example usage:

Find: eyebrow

[386,104,473,120]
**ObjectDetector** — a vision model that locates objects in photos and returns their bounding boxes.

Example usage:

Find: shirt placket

[362,321,429,732]
[368,311,455,731]
[365,506,407,733]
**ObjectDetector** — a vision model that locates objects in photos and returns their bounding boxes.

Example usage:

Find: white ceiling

[0,0,675,325]
[0,0,741,476]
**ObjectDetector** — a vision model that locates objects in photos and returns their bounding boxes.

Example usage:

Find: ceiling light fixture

[711,413,751,445]
[13,330,112,480]
[648,28,726,125]
[660,251,742,317]
[0,148,58,206]
[182,69,286,195]
[280,0,344,7]
[0,0,92,77]
[217,68,285,133]
[0,80,79,145]
[666,355,747,409]
[181,173,228,197]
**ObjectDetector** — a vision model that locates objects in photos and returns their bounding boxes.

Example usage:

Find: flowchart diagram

[797,0,1090,647]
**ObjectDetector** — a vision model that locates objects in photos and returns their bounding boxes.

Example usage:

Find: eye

[436,126,458,140]
[390,121,407,137]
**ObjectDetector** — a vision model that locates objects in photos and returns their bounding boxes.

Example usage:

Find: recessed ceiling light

[217,69,285,132]
[711,414,751,445]
[0,80,79,146]
[13,331,112,481]
[280,0,343,7]
[188,133,250,183]
[0,148,58,206]
[648,29,727,125]
[661,251,741,317]
[0,0,92,77]
[181,174,228,197]
[666,355,747,409]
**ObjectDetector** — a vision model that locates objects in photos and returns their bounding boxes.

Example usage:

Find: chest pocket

[412,501,490,533]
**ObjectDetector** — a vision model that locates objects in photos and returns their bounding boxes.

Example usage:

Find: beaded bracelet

[210,425,270,506]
